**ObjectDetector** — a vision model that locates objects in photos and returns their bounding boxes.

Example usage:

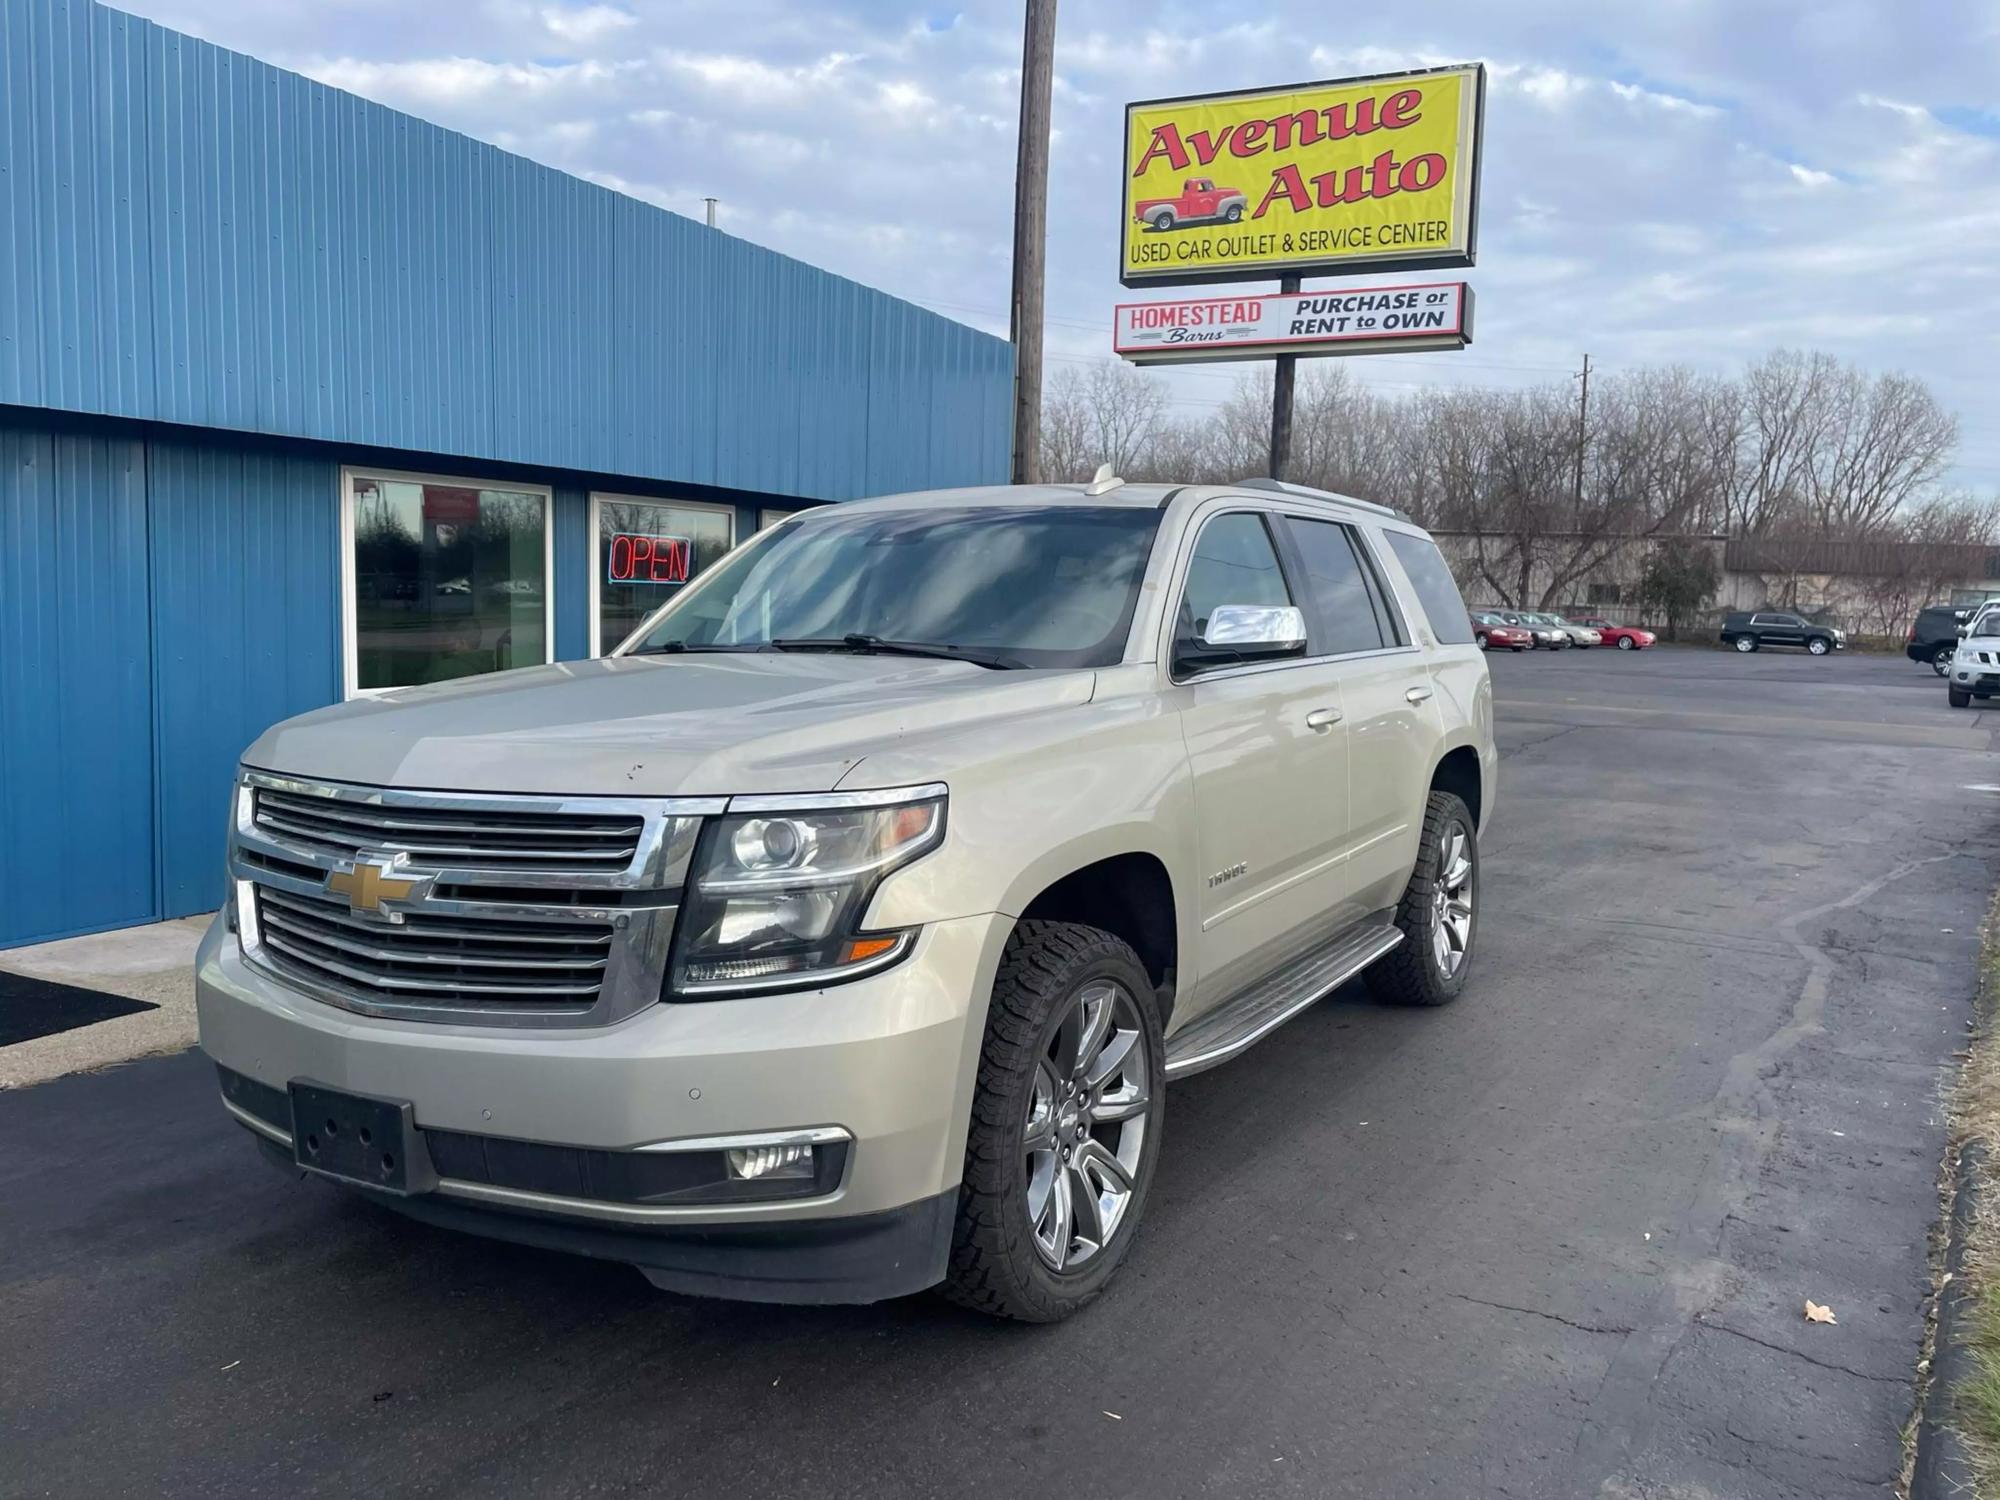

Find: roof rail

[1234,476,1410,522]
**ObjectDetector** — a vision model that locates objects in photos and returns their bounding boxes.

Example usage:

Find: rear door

[1280,513,1435,923]
[1170,508,1352,1016]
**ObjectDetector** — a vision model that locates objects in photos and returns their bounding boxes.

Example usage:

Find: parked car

[1568,616,1656,651]
[1719,610,1845,656]
[1497,610,1570,649]
[199,476,1495,1322]
[1908,604,1973,676]
[1535,613,1603,648]
[1948,612,2000,706]
[1472,612,1532,651]
[1133,176,1249,231]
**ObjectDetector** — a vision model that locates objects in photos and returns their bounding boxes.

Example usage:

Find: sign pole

[1009,0,1058,485]
[1268,273,1301,480]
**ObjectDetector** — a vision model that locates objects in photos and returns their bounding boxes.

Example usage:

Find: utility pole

[1267,273,1302,480]
[1573,352,1591,509]
[1009,0,1057,484]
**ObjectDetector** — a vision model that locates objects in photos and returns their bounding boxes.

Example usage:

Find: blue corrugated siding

[0,424,158,945]
[146,442,341,915]
[1,0,1013,498]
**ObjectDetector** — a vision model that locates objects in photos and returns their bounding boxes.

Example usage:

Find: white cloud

[539,5,636,46]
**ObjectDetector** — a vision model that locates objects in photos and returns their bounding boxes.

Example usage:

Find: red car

[1133,176,1249,231]
[1570,616,1656,650]
[1471,612,1533,651]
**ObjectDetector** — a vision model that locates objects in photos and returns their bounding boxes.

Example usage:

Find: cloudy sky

[115,0,2000,489]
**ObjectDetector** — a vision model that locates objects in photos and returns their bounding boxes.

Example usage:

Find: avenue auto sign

[1115,282,1472,365]
[1120,64,1485,287]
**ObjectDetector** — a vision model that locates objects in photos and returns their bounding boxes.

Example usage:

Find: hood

[244,654,1097,797]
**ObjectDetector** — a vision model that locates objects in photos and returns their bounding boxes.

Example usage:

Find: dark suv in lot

[1908,604,1973,675]
[1719,611,1844,656]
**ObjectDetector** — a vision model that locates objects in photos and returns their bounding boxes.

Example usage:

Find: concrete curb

[1913,1139,1984,1498]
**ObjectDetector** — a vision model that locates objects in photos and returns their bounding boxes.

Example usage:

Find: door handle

[1405,686,1434,704]
[1305,707,1343,731]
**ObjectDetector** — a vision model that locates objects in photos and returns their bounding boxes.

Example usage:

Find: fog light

[727,1143,816,1181]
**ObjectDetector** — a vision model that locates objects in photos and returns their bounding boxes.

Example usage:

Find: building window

[758,508,801,532]
[590,494,736,654]
[1588,583,1622,604]
[342,469,552,695]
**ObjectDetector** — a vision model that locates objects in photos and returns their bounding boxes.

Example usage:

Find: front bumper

[196,909,1011,1301]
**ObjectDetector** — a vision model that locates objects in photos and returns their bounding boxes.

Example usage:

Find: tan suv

[198,476,1494,1321]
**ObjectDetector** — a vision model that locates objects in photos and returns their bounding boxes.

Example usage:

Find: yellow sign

[1120,64,1485,287]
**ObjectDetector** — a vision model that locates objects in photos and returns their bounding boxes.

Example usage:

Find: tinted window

[348,474,548,689]
[1177,513,1294,648]
[1285,518,1388,655]
[1384,532,1475,645]
[630,505,1162,669]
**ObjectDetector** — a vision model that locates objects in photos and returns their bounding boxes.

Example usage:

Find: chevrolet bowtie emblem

[326,859,422,915]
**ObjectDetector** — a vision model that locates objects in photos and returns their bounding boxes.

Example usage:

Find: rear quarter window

[1383,531,1475,646]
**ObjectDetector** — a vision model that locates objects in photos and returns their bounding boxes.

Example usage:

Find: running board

[1163,921,1403,1080]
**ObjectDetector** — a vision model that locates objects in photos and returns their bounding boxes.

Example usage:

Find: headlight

[669,785,947,997]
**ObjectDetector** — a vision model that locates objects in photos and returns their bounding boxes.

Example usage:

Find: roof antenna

[1084,463,1124,496]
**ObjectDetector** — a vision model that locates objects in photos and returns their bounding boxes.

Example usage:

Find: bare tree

[1038,361,1169,482]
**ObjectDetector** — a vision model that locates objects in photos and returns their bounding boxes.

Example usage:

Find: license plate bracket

[288,1080,437,1195]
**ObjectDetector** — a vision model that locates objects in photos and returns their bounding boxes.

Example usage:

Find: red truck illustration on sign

[1132,176,1250,232]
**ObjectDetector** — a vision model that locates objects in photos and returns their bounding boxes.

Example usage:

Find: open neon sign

[607,533,693,585]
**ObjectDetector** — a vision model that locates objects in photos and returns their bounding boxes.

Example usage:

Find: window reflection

[350,476,548,690]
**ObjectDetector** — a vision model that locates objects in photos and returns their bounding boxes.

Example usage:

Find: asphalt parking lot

[6,644,2000,1499]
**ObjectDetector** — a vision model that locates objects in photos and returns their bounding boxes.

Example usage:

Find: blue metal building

[0,0,1014,947]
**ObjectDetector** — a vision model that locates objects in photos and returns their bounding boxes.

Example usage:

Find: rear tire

[941,920,1165,1322]
[1148,209,1175,232]
[1934,645,1956,676]
[1367,791,1478,1008]
[1950,686,1973,708]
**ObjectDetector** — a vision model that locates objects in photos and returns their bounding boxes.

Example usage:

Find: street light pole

[1009,0,1057,484]
[1268,272,1302,480]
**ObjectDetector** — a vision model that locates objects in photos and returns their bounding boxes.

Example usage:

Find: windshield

[1972,612,2000,638]
[623,504,1164,669]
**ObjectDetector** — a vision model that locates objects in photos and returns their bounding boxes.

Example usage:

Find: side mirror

[1180,604,1308,672]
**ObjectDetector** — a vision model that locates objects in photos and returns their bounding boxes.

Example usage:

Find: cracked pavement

[4,645,1998,1498]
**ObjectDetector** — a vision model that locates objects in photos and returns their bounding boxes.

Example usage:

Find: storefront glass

[348,474,548,690]
[595,496,734,652]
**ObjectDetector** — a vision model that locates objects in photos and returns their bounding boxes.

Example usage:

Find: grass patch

[1941,887,2000,1495]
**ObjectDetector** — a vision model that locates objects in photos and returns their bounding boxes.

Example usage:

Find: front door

[1171,510,1352,1018]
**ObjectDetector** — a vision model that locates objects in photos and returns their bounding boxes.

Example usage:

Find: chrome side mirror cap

[1200,604,1308,653]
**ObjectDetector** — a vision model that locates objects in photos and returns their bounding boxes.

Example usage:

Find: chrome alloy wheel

[1430,823,1475,979]
[1023,979,1151,1272]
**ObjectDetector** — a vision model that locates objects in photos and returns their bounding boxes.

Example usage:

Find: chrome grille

[230,771,722,1028]
[256,888,614,1007]
[253,784,644,873]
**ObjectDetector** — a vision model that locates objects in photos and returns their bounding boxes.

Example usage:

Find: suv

[1948,610,2000,706]
[1719,610,1845,655]
[198,478,1493,1322]
[1909,604,1973,676]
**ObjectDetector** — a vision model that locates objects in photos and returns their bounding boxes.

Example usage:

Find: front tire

[1367,791,1478,1008]
[942,920,1165,1322]
[1222,203,1243,223]
[1807,637,1830,656]
[1616,635,1636,651]
[1950,686,1973,708]
[1733,635,1758,653]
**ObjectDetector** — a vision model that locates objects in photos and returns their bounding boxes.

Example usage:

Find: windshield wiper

[768,634,1019,670]
[625,641,769,657]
